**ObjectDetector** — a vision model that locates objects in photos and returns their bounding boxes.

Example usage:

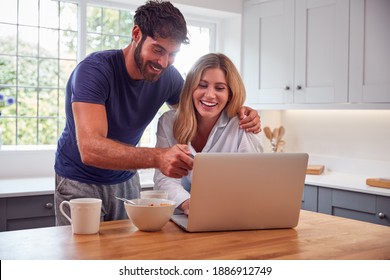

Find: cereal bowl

[124,198,176,232]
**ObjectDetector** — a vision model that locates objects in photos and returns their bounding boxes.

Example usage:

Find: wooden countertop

[1,210,390,260]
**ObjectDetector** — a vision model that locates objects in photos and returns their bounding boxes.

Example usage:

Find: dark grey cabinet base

[302,185,390,226]
[301,185,318,212]
[0,194,55,232]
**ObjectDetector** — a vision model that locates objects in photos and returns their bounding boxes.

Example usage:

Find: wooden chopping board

[366,178,390,189]
[306,165,325,175]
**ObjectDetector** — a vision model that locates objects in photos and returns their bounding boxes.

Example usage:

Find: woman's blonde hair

[173,53,246,144]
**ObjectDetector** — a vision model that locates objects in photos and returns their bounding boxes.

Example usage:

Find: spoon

[115,196,136,205]
[278,126,285,140]
[272,127,279,141]
[263,127,272,140]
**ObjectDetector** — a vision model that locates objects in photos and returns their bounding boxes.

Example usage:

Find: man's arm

[72,102,192,178]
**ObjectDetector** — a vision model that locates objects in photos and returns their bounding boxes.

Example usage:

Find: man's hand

[158,144,193,178]
[238,106,261,133]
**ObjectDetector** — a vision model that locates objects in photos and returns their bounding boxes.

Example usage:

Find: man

[54,0,261,225]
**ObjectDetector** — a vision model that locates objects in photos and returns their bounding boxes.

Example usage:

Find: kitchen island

[1,210,389,260]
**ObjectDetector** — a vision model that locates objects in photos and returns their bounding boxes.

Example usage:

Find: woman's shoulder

[225,115,263,152]
[158,109,177,124]
[223,114,240,129]
[160,109,176,118]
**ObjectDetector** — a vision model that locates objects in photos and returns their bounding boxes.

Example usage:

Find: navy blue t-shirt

[55,50,183,184]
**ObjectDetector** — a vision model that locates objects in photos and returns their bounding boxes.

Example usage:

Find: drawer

[7,216,55,231]
[377,196,390,226]
[318,188,390,226]
[7,195,55,219]
[332,189,376,214]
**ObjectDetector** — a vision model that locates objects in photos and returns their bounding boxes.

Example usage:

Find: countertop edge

[0,172,155,198]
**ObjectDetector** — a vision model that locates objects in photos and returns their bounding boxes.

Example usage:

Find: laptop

[171,152,309,232]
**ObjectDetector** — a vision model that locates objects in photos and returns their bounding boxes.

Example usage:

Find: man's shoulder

[79,50,121,67]
[84,49,121,60]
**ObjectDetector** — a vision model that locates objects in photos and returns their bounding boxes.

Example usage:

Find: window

[0,0,215,148]
[85,5,133,55]
[0,0,78,146]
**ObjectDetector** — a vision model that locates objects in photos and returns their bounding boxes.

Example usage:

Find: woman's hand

[179,199,190,215]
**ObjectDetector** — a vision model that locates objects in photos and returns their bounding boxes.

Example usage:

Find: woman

[154,53,263,214]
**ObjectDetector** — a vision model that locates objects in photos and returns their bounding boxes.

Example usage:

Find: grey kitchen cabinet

[242,0,349,106]
[243,0,390,108]
[0,194,55,232]
[349,0,390,103]
[301,185,318,212]
[302,184,390,226]
[318,188,390,227]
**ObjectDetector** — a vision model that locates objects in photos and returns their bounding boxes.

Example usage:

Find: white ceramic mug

[59,198,102,234]
[140,190,168,199]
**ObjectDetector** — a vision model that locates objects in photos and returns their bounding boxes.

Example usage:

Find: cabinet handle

[296,85,302,90]
[285,86,290,90]
[378,212,386,219]
[45,202,54,209]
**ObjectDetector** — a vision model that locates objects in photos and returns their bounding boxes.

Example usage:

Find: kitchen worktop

[306,171,390,197]
[1,210,389,260]
[0,169,155,198]
[1,155,389,198]
[0,177,55,198]
[306,154,390,197]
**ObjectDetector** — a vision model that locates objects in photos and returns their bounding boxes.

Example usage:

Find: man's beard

[134,39,165,82]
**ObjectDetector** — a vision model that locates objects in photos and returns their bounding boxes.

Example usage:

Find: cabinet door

[376,196,390,226]
[242,0,294,104]
[301,185,318,211]
[349,0,390,103]
[0,199,6,231]
[6,195,55,231]
[318,188,390,226]
[294,0,349,103]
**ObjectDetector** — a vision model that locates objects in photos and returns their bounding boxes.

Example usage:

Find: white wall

[173,0,243,69]
[259,110,390,162]
[173,0,243,13]
[218,16,242,70]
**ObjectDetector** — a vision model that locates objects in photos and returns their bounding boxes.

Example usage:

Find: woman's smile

[200,100,218,108]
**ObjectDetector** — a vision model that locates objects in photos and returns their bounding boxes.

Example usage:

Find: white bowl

[124,198,176,232]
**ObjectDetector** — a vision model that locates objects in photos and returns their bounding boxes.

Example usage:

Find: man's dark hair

[134,0,189,44]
